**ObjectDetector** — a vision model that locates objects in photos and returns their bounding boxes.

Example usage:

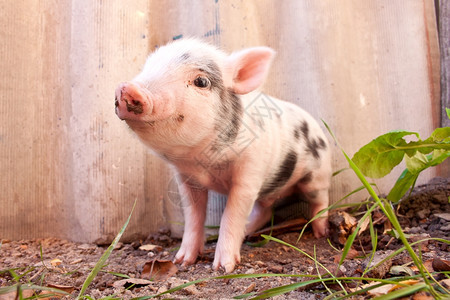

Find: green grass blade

[322,121,433,290]
[261,235,346,292]
[249,278,331,299]
[77,198,138,299]
[339,202,377,266]
[362,208,377,277]
[332,168,349,177]
[131,273,314,300]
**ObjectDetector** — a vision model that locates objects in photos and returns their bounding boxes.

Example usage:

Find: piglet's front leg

[213,185,257,273]
[173,176,208,266]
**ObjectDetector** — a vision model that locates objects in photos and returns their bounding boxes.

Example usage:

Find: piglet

[115,39,331,272]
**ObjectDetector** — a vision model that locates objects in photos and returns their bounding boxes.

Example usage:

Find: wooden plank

[438,0,450,175]
[0,0,443,242]
[69,0,166,243]
[0,1,73,239]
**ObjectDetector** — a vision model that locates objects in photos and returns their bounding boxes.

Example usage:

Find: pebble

[434,213,450,222]
[268,265,283,273]
[363,250,393,279]
[416,209,430,220]
[440,224,450,231]
[408,226,422,234]
[243,282,256,294]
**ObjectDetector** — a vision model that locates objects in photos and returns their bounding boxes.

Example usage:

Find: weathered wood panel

[0,0,442,242]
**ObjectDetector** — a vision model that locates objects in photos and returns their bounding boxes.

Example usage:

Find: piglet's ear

[226,47,275,95]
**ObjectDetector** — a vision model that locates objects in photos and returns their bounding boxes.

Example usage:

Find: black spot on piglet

[294,127,300,140]
[299,171,313,184]
[258,150,298,199]
[300,121,327,160]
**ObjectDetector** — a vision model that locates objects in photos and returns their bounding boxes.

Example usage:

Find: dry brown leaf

[0,288,34,300]
[141,259,178,281]
[46,284,75,294]
[333,248,359,263]
[383,219,393,234]
[27,284,74,299]
[364,282,394,296]
[432,257,450,272]
[358,216,370,235]
[388,279,421,292]
[328,211,357,245]
[422,259,435,273]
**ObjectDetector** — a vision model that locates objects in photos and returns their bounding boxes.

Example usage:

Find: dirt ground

[1,177,449,299]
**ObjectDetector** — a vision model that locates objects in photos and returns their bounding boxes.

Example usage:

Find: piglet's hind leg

[297,172,331,238]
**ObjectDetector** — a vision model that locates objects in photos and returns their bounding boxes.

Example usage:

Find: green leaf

[446,107,450,120]
[429,127,450,142]
[388,150,450,202]
[387,169,418,202]
[352,131,418,178]
[340,203,377,266]
[405,152,428,173]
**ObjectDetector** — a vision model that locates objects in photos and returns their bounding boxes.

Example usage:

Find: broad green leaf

[405,152,428,173]
[352,131,418,178]
[447,107,450,120]
[387,169,418,202]
[388,150,449,202]
[430,149,450,165]
[429,127,450,142]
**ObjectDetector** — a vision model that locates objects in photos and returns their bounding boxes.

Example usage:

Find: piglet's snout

[115,82,153,120]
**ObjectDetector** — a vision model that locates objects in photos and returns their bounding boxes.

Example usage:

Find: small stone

[245,268,255,274]
[255,260,266,267]
[113,242,123,250]
[440,224,450,231]
[268,265,283,273]
[408,226,421,234]
[243,282,256,294]
[434,213,450,222]
[416,209,431,220]
[363,250,393,279]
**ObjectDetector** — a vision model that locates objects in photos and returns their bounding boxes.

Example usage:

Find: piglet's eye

[193,76,210,88]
